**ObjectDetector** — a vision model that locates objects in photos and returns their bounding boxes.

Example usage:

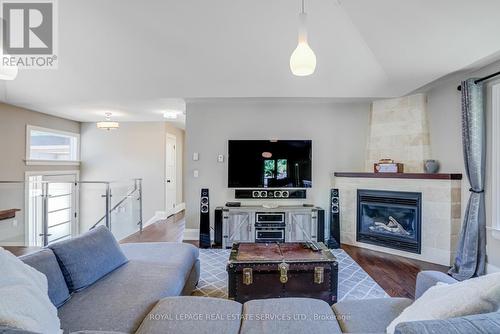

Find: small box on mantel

[374,159,404,173]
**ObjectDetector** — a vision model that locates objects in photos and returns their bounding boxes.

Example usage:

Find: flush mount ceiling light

[96,112,119,130]
[163,110,182,119]
[290,0,317,76]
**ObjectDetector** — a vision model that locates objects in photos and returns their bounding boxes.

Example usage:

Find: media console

[214,205,324,249]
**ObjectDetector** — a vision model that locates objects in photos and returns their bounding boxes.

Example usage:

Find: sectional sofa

[3,226,500,334]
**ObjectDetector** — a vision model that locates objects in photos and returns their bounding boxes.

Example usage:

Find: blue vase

[424,160,440,174]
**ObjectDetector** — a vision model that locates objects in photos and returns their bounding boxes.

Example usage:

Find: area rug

[192,248,389,301]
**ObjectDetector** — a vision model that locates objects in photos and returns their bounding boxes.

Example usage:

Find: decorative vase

[424,160,440,174]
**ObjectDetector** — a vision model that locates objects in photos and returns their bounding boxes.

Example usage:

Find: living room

[1,1,500,333]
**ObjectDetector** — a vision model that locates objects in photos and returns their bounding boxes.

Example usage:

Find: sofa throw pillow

[49,226,128,292]
[387,272,500,334]
[0,247,61,334]
[21,248,71,308]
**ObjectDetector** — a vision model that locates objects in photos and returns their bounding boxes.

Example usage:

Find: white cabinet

[223,211,253,248]
[221,206,323,248]
[287,212,317,242]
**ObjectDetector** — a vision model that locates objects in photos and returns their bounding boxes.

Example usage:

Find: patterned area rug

[192,248,389,301]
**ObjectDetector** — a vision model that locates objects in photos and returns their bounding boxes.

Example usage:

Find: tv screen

[228,140,312,188]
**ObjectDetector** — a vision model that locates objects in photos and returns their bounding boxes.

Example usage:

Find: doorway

[26,171,79,246]
[166,133,177,216]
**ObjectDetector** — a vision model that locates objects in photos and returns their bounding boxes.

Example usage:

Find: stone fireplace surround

[333,173,462,266]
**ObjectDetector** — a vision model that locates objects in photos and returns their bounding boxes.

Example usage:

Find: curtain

[449,78,486,280]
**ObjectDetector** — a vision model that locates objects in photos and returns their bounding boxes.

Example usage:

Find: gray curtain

[449,78,486,280]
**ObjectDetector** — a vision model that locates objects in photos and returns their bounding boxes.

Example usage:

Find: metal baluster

[105,183,111,230]
[41,182,49,246]
[136,179,143,233]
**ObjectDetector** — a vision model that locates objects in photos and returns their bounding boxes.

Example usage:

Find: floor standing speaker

[199,188,211,248]
[327,188,341,249]
[214,207,223,247]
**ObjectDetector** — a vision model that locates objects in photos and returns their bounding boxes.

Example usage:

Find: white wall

[185,100,371,230]
[0,103,80,245]
[80,122,184,239]
[421,59,500,271]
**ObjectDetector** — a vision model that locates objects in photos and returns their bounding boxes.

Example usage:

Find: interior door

[165,134,177,215]
[28,173,78,246]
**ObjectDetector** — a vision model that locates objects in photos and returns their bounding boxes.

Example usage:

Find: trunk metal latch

[279,262,289,284]
[242,268,253,285]
[314,267,324,284]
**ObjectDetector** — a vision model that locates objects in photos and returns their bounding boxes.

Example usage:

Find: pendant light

[290,0,316,76]
[96,112,119,130]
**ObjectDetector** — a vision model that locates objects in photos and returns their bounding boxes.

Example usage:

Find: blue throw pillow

[49,226,128,292]
[20,248,71,308]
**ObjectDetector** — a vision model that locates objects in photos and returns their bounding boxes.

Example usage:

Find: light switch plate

[217,154,224,162]
[193,170,199,178]
[193,152,199,161]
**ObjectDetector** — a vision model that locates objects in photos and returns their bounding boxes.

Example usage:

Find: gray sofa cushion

[121,242,199,284]
[135,296,242,334]
[20,248,70,307]
[49,226,128,292]
[415,270,457,299]
[395,311,500,334]
[240,298,342,334]
[332,297,412,333]
[0,326,39,334]
[58,260,187,333]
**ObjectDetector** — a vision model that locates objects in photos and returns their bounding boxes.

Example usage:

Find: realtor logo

[1,0,58,68]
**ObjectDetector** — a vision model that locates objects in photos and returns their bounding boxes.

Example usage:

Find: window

[492,84,500,239]
[26,125,80,165]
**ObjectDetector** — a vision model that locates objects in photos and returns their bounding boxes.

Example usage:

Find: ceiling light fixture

[96,112,119,130]
[163,110,182,119]
[290,0,317,76]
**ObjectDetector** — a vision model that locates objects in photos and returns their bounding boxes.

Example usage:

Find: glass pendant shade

[290,12,316,76]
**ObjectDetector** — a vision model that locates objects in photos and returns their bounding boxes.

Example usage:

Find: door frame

[24,170,80,246]
[165,133,177,216]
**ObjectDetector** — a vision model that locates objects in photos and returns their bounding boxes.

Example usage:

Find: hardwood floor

[5,210,450,299]
[342,244,448,299]
[121,211,186,244]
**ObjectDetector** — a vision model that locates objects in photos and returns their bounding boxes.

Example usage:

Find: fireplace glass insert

[357,189,422,254]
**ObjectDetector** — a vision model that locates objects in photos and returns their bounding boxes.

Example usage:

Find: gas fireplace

[357,189,422,254]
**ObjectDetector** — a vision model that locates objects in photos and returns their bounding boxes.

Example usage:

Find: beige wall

[80,122,185,239]
[366,94,431,172]
[0,103,80,245]
[185,100,371,230]
[421,59,500,272]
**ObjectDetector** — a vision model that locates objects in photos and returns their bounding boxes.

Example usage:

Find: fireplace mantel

[334,172,462,180]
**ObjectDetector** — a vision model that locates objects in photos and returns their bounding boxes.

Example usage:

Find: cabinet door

[227,211,253,244]
[288,212,314,242]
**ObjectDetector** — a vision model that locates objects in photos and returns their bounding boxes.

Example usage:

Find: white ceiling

[2,0,500,122]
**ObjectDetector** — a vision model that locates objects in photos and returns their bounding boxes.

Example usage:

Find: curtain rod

[457,70,500,91]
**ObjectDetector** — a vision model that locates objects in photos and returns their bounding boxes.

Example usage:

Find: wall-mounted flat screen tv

[228,140,312,188]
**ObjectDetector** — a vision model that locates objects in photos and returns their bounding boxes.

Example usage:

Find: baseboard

[487,262,500,274]
[183,228,199,241]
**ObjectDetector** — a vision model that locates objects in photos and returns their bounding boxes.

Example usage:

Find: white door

[165,134,177,215]
[27,172,79,246]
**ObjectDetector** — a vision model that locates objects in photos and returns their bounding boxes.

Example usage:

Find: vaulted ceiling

[2,0,500,121]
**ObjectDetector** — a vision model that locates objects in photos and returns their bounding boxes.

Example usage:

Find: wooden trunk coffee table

[226,242,338,305]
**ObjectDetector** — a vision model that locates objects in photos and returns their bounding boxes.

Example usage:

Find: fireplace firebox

[357,189,421,254]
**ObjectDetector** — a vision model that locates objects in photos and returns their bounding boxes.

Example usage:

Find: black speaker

[327,189,341,249]
[316,208,325,243]
[199,188,211,248]
[214,207,223,247]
